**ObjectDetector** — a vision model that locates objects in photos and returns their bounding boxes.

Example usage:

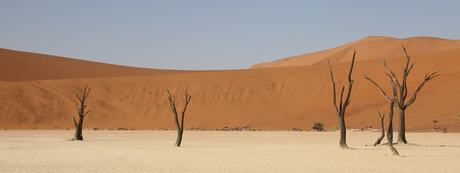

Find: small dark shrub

[312,122,324,131]
[441,128,447,133]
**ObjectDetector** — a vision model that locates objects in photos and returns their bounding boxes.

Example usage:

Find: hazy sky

[1,1,459,70]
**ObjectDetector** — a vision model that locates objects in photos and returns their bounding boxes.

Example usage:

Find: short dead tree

[374,110,385,146]
[367,73,400,155]
[166,88,192,147]
[71,85,91,141]
[328,50,356,149]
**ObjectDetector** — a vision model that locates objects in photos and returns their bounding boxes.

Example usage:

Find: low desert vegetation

[432,120,438,129]
[408,124,419,128]
[440,128,447,133]
[312,122,324,131]
[327,126,339,131]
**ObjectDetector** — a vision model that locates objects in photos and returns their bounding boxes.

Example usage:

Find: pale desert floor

[1,130,459,172]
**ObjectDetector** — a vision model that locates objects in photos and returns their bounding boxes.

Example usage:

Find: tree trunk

[339,116,348,148]
[387,113,399,156]
[397,108,407,144]
[73,117,84,140]
[175,129,184,147]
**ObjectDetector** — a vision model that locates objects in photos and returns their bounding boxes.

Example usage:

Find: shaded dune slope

[250,36,460,69]
[0,48,196,82]
[0,47,459,132]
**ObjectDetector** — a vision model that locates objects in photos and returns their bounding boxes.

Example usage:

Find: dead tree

[365,45,440,144]
[328,50,356,149]
[374,110,385,146]
[167,88,192,147]
[71,85,91,141]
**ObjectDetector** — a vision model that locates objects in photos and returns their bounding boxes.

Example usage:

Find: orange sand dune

[0,48,196,82]
[250,36,460,69]
[0,46,459,132]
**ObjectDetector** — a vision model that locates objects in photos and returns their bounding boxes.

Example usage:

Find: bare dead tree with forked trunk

[71,85,91,141]
[328,50,356,149]
[167,88,192,147]
[365,45,440,144]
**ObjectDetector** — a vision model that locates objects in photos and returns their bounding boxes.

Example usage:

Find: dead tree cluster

[66,45,437,155]
[68,84,194,147]
[365,45,440,144]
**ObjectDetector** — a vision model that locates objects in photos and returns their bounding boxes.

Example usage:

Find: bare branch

[181,87,192,129]
[83,109,91,118]
[71,115,77,128]
[73,90,82,102]
[84,85,90,98]
[167,89,180,130]
[405,71,441,108]
[339,86,344,113]
[342,50,356,109]
[75,105,80,114]
[327,58,339,115]
[380,61,402,91]
[364,75,392,102]
[348,50,356,82]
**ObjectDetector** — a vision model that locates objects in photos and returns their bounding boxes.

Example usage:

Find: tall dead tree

[328,50,356,149]
[71,85,91,141]
[365,45,440,144]
[167,88,192,147]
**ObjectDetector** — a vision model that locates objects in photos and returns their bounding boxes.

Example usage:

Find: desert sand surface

[0,36,459,132]
[1,130,459,172]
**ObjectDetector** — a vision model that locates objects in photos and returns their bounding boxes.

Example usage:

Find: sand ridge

[249,36,460,69]
[0,48,198,82]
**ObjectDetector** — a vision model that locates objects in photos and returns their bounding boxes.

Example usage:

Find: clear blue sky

[1,1,459,70]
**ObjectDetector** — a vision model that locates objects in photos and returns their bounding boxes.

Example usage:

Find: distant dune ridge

[250,36,460,69]
[0,36,459,132]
